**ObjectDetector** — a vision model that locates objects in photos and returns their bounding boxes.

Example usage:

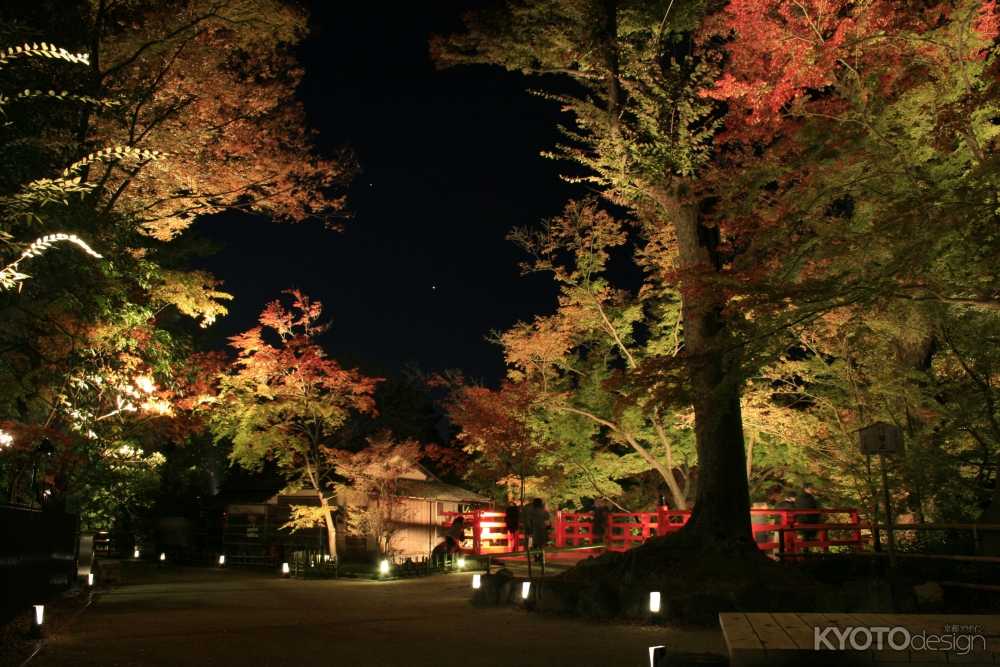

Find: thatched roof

[394,478,490,503]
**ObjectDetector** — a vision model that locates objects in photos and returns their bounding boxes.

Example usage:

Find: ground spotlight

[649,591,661,613]
[521,581,530,599]
[472,574,481,589]
[379,559,390,576]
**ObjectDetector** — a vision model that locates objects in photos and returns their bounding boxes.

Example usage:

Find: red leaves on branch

[699,0,892,143]
[227,290,378,416]
[444,381,544,472]
[698,0,998,145]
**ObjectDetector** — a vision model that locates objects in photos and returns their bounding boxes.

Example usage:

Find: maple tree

[438,0,1000,550]
[444,379,552,504]
[436,0,756,546]
[0,0,347,531]
[697,0,1000,526]
[329,432,424,558]
[0,41,228,525]
[500,199,695,509]
[0,0,351,240]
[698,0,999,314]
[211,291,380,559]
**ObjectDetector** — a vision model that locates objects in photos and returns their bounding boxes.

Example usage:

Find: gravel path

[28,567,724,667]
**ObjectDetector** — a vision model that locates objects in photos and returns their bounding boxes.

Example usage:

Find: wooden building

[222,466,489,564]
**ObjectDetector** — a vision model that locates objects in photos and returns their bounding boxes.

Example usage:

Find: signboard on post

[859,421,903,456]
[859,421,903,572]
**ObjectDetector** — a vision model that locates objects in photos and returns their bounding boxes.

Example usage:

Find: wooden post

[880,454,897,570]
[867,454,882,552]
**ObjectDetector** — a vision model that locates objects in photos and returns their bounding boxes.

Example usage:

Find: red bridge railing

[442,507,864,557]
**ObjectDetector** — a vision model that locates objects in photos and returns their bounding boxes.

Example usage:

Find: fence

[442,506,865,558]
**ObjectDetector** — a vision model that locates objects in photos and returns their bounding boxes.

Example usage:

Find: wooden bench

[720,612,1000,666]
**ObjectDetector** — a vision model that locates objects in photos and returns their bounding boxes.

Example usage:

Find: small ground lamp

[218,554,225,566]
[378,559,390,576]
[456,556,466,569]
[133,547,140,559]
[87,572,94,587]
[471,574,481,590]
[281,562,290,577]
[648,645,666,667]
[159,552,166,562]
[649,591,662,614]
[521,581,531,599]
[31,604,44,637]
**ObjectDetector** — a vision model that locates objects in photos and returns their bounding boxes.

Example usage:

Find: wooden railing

[442,507,866,556]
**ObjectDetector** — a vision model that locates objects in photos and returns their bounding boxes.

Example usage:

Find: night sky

[188,2,580,383]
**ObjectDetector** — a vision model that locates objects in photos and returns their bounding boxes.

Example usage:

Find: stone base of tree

[469,534,945,624]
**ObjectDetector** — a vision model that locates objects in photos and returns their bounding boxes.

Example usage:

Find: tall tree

[0,0,352,239]
[0,0,352,528]
[502,199,695,508]
[438,0,999,551]
[699,0,1000,521]
[436,0,756,547]
[0,39,228,525]
[211,290,379,559]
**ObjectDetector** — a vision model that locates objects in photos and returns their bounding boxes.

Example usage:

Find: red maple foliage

[699,0,999,144]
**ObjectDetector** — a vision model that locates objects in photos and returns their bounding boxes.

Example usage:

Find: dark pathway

[31,568,723,667]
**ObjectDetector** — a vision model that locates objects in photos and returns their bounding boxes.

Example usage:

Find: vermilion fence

[442,507,864,557]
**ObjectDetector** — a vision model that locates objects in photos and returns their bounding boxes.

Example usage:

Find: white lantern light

[281,562,290,576]
[133,547,140,559]
[472,574,481,589]
[648,645,666,667]
[379,559,390,575]
[218,555,225,566]
[521,581,531,599]
[34,604,44,626]
[649,591,661,613]
[457,556,466,569]
[87,572,94,587]
[159,552,166,562]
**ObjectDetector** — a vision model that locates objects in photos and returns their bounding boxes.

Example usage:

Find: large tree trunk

[665,191,753,548]
[319,492,338,560]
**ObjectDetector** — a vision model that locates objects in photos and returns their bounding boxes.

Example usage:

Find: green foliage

[211,291,378,497]
[0,37,226,529]
[441,0,1000,527]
